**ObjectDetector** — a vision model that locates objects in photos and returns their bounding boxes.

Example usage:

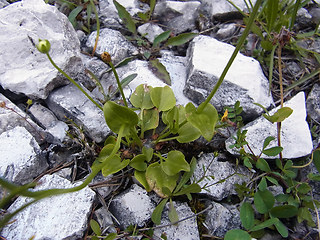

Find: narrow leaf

[151,198,168,225]
[173,183,201,196]
[90,219,101,235]
[153,30,172,48]
[174,157,197,193]
[274,219,288,237]
[113,0,136,34]
[250,218,278,231]
[256,158,271,172]
[148,59,171,85]
[313,149,320,174]
[168,199,179,223]
[263,136,276,150]
[166,33,198,46]
[68,6,83,27]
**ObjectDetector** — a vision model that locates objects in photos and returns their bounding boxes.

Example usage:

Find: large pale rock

[201,0,257,18]
[0,94,52,144]
[226,92,313,159]
[153,201,200,240]
[184,35,274,120]
[154,0,201,34]
[86,28,137,64]
[0,126,48,185]
[0,0,8,8]
[0,0,82,99]
[46,84,110,143]
[205,202,241,238]
[1,174,96,240]
[192,153,250,201]
[104,55,191,106]
[109,184,155,228]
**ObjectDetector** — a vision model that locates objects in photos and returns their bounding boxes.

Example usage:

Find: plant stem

[108,61,128,107]
[277,45,283,162]
[197,0,263,113]
[90,0,100,56]
[46,53,103,111]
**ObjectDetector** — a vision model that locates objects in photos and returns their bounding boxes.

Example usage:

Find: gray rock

[29,103,68,142]
[154,0,201,34]
[184,35,274,120]
[226,92,313,159]
[91,172,116,198]
[306,83,320,123]
[0,0,8,8]
[94,207,117,234]
[309,6,320,24]
[192,153,250,201]
[0,94,51,144]
[204,202,241,238]
[109,184,155,229]
[296,8,312,29]
[0,126,48,185]
[105,57,191,106]
[153,201,200,240]
[0,0,82,99]
[98,0,149,28]
[297,38,320,54]
[86,28,137,64]
[215,23,237,40]
[46,84,110,143]
[201,0,257,18]
[1,174,96,240]
[137,23,164,43]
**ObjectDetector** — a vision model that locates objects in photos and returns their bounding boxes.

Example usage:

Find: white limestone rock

[29,103,68,142]
[201,0,257,18]
[46,84,110,143]
[104,56,191,106]
[204,202,241,238]
[0,0,8,8]
[184,35,274,120]
[109,184,155,228]
[0,126,48,185]
[154,0,201,34]
[153,201,200,240]
[137,23,164,43]
[226,92,313,159]
[192,153,250,201]
[0,0,82,99]
[0,94,51,144]
[86,28,138,64]
[1,174,96,240]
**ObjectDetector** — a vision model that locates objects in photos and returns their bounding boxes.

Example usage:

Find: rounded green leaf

[130,84,154,109]
[256,158,271,172]
[240,202,255,230]
[142,147,153,162]
[150,86,176,112]
[265,107,293,123]
[161,150,190,176]
[102,155,130,176]
[130,154,147,171]
[146,162,178,198]
[96,144,116,162]
[177,122,201,143]
[270,205,298,218]
[254,189,275,214]
[262,146,283,156]
[103,101,138,136]
[134,170,151,192]
[90,219,101,235]
[141,108,159,131]
[185,102,218,142]
[224,229,251,240]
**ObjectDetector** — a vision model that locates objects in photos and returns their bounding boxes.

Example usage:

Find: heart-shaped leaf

[130,154,147,171]
[102,155,130,176]
[130,84,154,109]
[150,86,176,112]
[185,102,218,142]
[103,101,138,136]
[146,162,179,198]
[177,122,201,143]
[161,150,190,176]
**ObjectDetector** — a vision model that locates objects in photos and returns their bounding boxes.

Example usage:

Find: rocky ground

[0,0,320,239]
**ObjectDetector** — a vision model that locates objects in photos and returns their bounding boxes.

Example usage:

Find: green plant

[0,0,265,233]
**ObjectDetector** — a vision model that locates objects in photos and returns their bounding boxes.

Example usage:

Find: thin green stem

[197,0,263,113]
[46,53,103,111]
[108,61,128,107]
[90,0,100,56]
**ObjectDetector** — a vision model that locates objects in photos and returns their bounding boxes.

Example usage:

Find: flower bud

[101,52,112,64]
[36,39,51,54]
